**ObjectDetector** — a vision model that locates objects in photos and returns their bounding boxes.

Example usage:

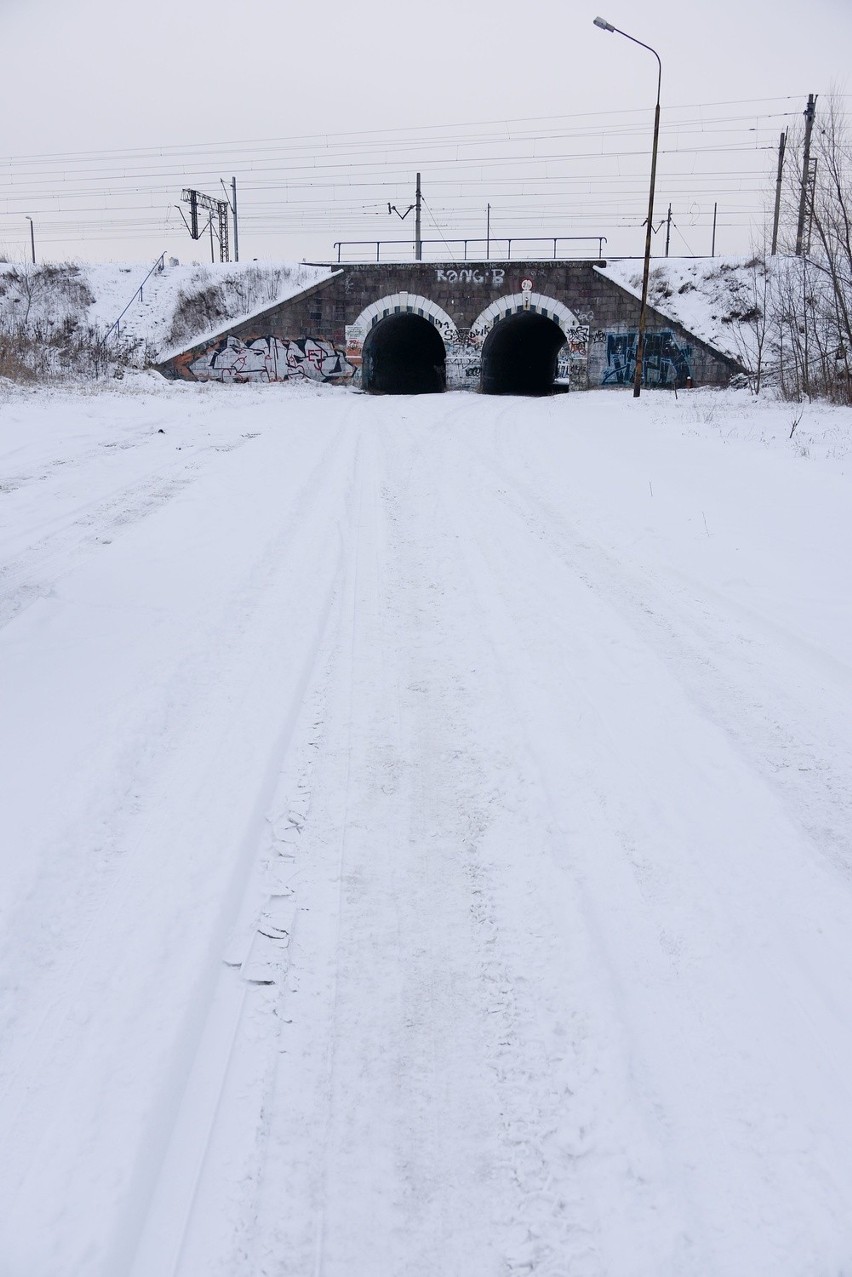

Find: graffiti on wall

[345,323,368,368]
[444,326,587,390]
[561,323,590,388]
[601,330,692,388]
[435,267,506,287]
[445,328,482,388]
[186,334,354,383]
[345,311,459,371]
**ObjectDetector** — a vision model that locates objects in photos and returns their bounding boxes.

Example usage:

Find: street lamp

[24,216,35,264]
[593,16,661,398]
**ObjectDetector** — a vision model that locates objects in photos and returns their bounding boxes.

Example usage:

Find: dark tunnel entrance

[361,312,447,394]
[479,311,567,396]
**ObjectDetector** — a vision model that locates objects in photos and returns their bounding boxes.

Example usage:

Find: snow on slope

[598,255,767,365]
[0,259,335,359]
[1,382,852,1275]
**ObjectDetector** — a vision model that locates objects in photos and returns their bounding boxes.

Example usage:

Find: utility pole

[711,202,718,257]
[231,177,239,262]
[223,177,240,261]
[217,201,229,263]
[795,93,817,256]
[806,158,818,253]
[179,188,230,261]
[486,203,491,259]
[665,203,672,257]
[771,130,787,255]
[25,216,35,264]
[415,172,422,261]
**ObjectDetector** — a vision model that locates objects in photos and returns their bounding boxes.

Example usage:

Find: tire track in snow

[0,416,351,1099]
[0,411,361,1277]
[130,576,345,1277]
[248,410,528,1276]
[0,432,260,631]
[248,425,419,1277]
[431,409,852,1273]
[128,419,368,1277]
[419,426,642,1276]
[309,432,368,1277]
[455,422,852,878]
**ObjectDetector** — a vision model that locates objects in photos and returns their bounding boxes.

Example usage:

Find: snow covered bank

[600,254,852,402]
[1,383,851,1275]
[598,255,766,365]
[0,259,336,373]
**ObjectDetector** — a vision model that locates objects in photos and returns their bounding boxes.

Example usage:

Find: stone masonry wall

[159,261,742,390]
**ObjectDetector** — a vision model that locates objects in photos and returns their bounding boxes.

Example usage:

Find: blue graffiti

[603,330,692,388]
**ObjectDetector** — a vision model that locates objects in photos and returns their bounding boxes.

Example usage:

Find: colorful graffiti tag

[167,318,697,392]
[186,335,354,383]
[602,330,692,388]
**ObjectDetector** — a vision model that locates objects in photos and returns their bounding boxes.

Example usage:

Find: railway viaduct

[159,259,741,393]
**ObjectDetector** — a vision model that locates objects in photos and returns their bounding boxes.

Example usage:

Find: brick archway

[349,293,458,348]
[470,293,582,342]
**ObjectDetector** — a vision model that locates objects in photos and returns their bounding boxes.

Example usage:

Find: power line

[0,94,821,165]
[0,92,818,260]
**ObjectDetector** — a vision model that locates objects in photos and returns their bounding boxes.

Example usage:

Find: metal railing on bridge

[332,236,607,264]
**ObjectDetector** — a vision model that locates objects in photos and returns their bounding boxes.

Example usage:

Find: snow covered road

[1,382,851,1275]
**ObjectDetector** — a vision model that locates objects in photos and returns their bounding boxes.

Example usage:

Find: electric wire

[0,95,819,259]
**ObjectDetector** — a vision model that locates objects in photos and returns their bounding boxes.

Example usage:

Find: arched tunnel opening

[361,313,446,394]
[480,312,567,396]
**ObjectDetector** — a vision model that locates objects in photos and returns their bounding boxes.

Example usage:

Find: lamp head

[593,16,615,30]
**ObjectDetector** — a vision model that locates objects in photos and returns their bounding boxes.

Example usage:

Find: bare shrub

[165,281,230,349]
[163,263,325,352]
[0,262,152,382]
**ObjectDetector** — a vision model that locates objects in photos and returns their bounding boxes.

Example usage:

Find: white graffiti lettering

[435,267,505,287]
[186,334,354,384]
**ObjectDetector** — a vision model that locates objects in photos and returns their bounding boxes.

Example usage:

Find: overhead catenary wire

[0,95,820,260]
[0,93,825,166]
[421,197,458,263]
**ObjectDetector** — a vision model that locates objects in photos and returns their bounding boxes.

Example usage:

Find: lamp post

[593,16,661,398]
[24,216,35,264]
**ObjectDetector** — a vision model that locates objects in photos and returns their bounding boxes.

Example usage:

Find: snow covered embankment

[0,259,335,377]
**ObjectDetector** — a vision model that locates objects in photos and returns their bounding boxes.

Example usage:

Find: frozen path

[1,385,851,1275]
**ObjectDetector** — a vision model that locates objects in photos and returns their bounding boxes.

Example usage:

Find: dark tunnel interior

[361,313,447,394]
[479,312,567,395]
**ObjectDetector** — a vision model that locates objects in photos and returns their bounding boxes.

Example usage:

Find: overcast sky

[1,0,850,264]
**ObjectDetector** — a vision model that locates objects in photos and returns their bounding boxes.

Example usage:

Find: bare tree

[773,92,852,402]
[9,263,47,328]
[725,236,775,394]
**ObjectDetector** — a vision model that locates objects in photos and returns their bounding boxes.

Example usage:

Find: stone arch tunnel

[361,312,446,394]
[360,308,567,397]
[479,312,567,396]
[159,260,743,391]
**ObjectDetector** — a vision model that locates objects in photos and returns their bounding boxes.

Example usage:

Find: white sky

[1,0,850,264]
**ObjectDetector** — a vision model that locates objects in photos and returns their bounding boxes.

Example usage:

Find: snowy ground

[1,379,851,1276]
